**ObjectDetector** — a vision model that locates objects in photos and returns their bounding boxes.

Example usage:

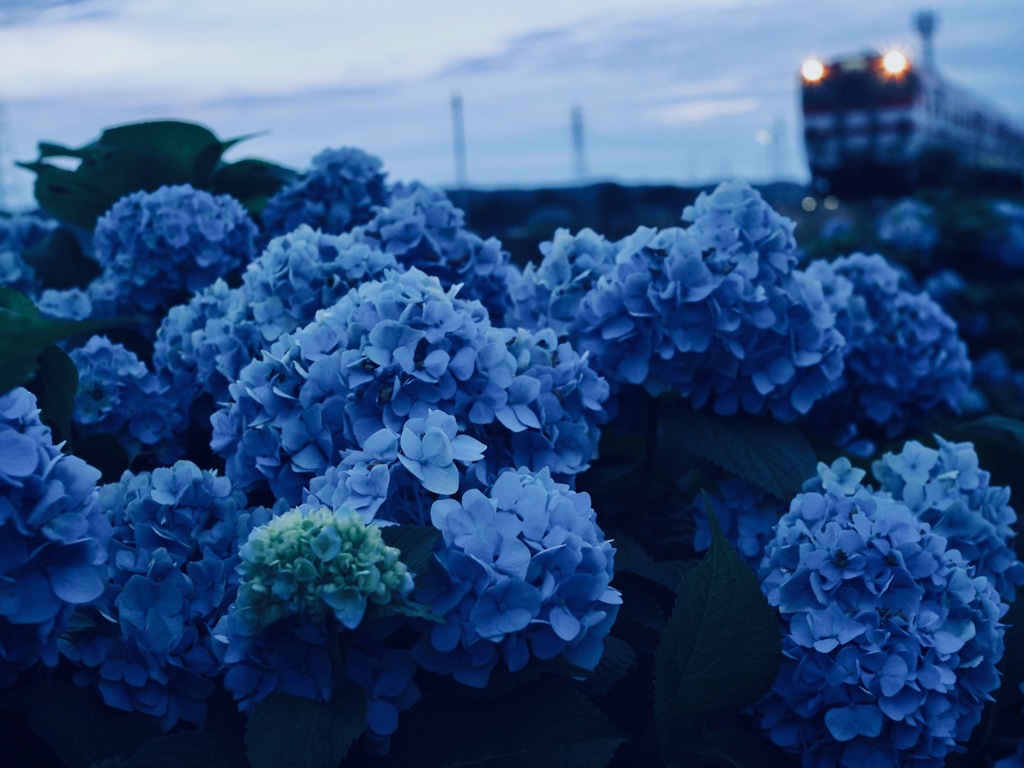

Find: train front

[800,51,919,195]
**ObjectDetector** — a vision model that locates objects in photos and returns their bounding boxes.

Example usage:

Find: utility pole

[914,10,938,70]
[571,105,587,181]
[450,92,468,190]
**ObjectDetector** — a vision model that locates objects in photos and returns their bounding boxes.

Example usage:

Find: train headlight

[802,59,825,82]
[882,51,908,75]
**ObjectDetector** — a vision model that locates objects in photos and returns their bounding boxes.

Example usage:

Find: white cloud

[650,97,760,125]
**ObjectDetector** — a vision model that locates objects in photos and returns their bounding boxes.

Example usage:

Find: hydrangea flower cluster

[35,287,93,320]
[228,505,413,633]
[508,227,617,339]
[213,505,421,748]
[354,182,518,324]
[69,336,185,462]
[305,409,490,527]
[871,438,1023,602]
[63,461,252,730]
[89,184,257,321]
[0,387,109,688]
[806,253,972,443]
[152,278,254,413]
[211,267,607,503]
[690,477,786,568]
[875,198,938,256]
[216,611,421,752]
[413,467,620,687]
[0,211,54,294]
[569,180,844,419]
[754,472,1007,768]
[153,226,398,425]
[261,147,390,240]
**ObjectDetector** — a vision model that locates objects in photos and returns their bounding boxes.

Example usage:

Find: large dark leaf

[17,120,245,228]
[96,120,237,186]
[25,343,78,445]
[0,288,114,395]
[2,681,162,768]
[22,225,100,290]
[245,686,366,768]
[381,681,623,768]
[122,731,244,768]
[611,533,689,593]
[380,523,440,576]
[654,505,781,761]
[664,403,816,500]
[211,158,299,214]
[695,728,796,768]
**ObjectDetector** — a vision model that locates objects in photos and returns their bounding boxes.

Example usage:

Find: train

[799,43,1024,196]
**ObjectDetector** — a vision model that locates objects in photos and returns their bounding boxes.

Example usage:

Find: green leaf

[22,226,101,290]
[245,685,367,768]
[380,523,440,575]
[695,728,795,768]
[25,343,78,445]
[665,403,816,500]
[123,731,244,768]
[96,120,231,186]
[611,533,689,593]
[577,635,638,696]
[17,120,242,228]
[211,158,299,214]
[18,152,157,229]
[654,505,781,762]
[381,681,623,768]
[0,287,115,395]
[2,681,162,767]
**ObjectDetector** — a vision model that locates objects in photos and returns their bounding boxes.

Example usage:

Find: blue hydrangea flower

[354,182,518,324]
[62,461,252,730]
[806,253,972,445]
[0,211,55,294]
[491,326,609,477]
[90,184,257,323]
[153,227,398,435]
[872,438,1024,603]
[152,278,255,415]
[345,638,421,755]
[682,178,797,258]
[261,147,390,240]
[398,410,486,496]
[754,480,1008,768]
[875,199,938,256]
[0,387,110,688]
[70,335,185,462]
[36,287,93,320]
[690,477,786,568]
[304,409,490,527]
[413,467,620,688]
[507,227,618,336]
[212,267,605,503]
[570,181,844,420]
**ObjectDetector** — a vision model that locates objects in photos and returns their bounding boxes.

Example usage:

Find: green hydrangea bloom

[234,506,413,631]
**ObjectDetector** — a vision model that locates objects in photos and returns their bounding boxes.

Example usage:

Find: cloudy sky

[1,0,1022,209]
